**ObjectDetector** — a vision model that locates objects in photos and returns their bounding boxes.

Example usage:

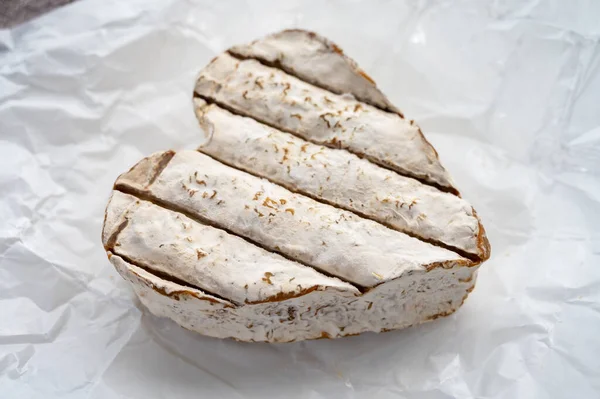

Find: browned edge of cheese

[473,209,491,262]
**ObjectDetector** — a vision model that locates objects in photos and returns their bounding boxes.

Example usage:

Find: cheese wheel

[102,30,490,342]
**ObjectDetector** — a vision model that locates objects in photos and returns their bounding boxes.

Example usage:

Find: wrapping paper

[1,0,599,397]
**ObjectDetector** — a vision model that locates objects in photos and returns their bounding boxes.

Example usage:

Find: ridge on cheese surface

[194,52,456,193]
[103,190,359,305]
[102,29,490,342]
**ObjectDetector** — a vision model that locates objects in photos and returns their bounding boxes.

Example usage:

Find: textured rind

[194,53,456,192]
[115,151,469,288]
[111,253,477,342]
[105,191,359,305]
[194,100,485,259]
[229,29,398,113]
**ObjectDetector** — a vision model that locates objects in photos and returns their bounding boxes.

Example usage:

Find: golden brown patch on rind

[472,208,491,262]
[244,285,322,304]
[425,308,457,321]
[358,69,376,85]
[330,43,344,55]
[424,258,475,273]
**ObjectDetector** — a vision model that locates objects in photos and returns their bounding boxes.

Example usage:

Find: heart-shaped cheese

[103,29,490,342]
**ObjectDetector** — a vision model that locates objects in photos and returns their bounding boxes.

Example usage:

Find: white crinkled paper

[1,0,599,397]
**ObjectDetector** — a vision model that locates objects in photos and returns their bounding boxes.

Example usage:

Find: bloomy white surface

[1,0,599,398]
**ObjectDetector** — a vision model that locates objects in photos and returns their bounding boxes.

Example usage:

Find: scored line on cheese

[194,99,489,261]
[194,52,458,195]
[103,190,360,305]
[114,150,470,288]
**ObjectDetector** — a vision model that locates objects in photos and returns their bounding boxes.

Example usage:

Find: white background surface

[1,0,599,398]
